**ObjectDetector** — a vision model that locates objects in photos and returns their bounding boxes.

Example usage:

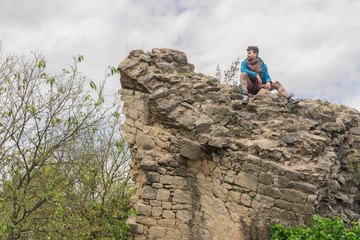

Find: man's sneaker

[242,94,249,103]
[287,96,299,104]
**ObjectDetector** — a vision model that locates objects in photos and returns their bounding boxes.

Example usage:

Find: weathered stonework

[118,48,360,240]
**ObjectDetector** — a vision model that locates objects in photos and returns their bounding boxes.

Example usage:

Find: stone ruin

[118,48,360,240]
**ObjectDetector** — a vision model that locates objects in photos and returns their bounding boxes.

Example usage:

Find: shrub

[271,215,360,240]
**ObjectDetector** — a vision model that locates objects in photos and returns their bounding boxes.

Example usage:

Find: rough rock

[118,48,360,240]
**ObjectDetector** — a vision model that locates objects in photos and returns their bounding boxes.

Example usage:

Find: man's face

[247,50,257,60]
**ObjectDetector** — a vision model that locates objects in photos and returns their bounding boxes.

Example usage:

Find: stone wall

[118,48,360,240]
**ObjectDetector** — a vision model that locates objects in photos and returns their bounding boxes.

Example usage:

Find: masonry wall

[118,48,360,240]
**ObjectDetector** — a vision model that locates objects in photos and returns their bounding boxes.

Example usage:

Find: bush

[271,215,360,240]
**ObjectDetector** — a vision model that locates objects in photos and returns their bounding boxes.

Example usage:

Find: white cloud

[1,0,360,109]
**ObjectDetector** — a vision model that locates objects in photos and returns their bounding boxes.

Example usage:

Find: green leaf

[38,60,46,69]
[46,78,55,87]
[90,81,97,90]
[109,66,120,76]
[77,55,84,62]
[112,112,120,118]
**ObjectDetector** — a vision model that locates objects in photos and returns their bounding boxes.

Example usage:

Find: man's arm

[262,63,272,90]
[262,64,272,83]
[240,60,257,78]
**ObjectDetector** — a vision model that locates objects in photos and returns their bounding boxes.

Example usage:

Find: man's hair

[247,46,259,56]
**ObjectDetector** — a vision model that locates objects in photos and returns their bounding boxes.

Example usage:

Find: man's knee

[240,72,249,77]
[272,81,280,85]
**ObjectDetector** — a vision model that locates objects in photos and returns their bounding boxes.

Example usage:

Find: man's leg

[271,81,297,103]
[239,72,253,95]
[240,72,259,102]
[271,81,291,98]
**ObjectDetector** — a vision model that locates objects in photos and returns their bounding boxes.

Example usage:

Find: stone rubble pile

[118,48,360,240]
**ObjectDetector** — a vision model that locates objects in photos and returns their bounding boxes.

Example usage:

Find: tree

[215,58,240,85]
[0,45,134,239]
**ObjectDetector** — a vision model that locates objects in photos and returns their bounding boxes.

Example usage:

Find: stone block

[227,191,241,203]
[258,184,281,199]
[136,131,155,150]
[124,117,135,127]
[130,223,144,234]
[121,123,136,134]
[274,199,293,211]
[224,170,236,183]
[142,185,157,200]
[156,189,170,201]
[259,173,274,185]
[152,207,163,217]
[244,154,262,166]
[162,202,172,209]
[252,194,275,209]
[172,204,184,210]
[147,172,160,183]
[195,115,214,133]
[274,177,292,188]
[173,176,186,188]
[163,210,176,219]
[281,189,307,203]
[180,139,202,160]
[140,160,158,171]
[158,167,167,175]
[135,120,144,130]
[135,100,149,111]
[158,219,176,228]
[137,216,157,226]
[165,229,183,239]
[148,226,166,238]
[307,195,317,203]
[285,169,302,180]
[208,137,231,148]
[150,200,162,207]
[292,181,317,194]
[283,133,299,144]
[124,133,135,144]
[173,190,192,204]
[241,193,252,207]
[267,162,286,176]
[137,203,152,216]
[128,107,139,119]
[220,157,232,169]
[155,138,171,150]
[292,203,315,215]
[160,175,174,185]
[242,162,260,176]
[176,210,192,222]
[234,172,258,191]
[201,160,216,174]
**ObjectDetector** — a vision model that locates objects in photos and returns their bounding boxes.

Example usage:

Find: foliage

[216,58,240,85]
[0,45,134,239]
[271,215,360,240]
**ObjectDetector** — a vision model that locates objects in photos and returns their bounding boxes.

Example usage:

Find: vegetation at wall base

[271,215,360,240]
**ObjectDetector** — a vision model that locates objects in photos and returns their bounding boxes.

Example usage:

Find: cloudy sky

[1,0,360,110]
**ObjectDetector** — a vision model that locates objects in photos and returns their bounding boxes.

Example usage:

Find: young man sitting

[240,46,297,103]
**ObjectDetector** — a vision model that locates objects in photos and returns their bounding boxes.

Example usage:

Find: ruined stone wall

[118,48,360,240]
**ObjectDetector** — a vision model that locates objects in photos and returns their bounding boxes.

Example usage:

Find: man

[240,46,297,103]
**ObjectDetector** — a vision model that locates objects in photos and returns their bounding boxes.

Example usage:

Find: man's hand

[264,82,272,90]
[256,74,262,84]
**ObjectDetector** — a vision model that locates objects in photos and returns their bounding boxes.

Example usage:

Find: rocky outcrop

[118,48,360,240]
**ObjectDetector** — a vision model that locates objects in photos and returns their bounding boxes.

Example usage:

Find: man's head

[247,46,259,60]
